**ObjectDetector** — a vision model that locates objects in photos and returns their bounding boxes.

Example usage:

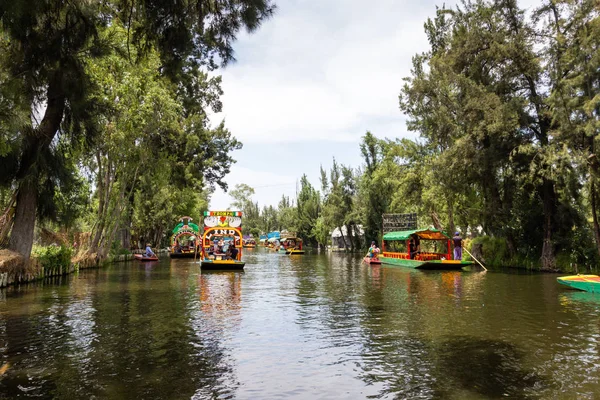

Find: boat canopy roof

[383,228,449,241]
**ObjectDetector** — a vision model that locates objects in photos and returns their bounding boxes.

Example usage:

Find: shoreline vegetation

[1,0,600,277]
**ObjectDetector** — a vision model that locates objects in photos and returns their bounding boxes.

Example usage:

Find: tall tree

[0,0,274,258]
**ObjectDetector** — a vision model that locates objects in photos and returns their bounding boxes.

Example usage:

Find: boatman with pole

[452,232,463,261]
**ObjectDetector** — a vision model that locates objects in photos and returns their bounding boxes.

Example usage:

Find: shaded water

[1,250,599,399]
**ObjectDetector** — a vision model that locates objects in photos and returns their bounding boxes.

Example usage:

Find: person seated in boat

[226,243,239,260]
[145,243,156,258]
[367,241,380,259]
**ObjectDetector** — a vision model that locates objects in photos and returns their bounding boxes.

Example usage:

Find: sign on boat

[199,211,245,270]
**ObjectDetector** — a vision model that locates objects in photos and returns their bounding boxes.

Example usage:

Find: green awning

[383,229,449,241]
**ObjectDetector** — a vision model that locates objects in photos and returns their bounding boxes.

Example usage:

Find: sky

[208,0,539,210]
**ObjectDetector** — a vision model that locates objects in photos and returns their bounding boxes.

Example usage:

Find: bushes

[467,235,600,272]
[33,245,73,276]
[467,236,512,269]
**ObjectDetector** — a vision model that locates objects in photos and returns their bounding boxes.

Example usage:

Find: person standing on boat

[145,243,156,258]
[453,232,463,260]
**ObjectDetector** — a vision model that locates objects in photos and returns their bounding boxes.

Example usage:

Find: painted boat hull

[286,249,305,255]
[200,260,245,270]
[134,254,158,261]
[379,256,471,270]
[557,275,600,293]
[363,256,381,265]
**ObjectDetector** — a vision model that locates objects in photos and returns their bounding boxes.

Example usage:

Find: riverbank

[0,249,135,289]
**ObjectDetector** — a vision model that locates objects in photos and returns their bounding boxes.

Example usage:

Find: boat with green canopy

[380,228,473,269]
[169,216,200,258]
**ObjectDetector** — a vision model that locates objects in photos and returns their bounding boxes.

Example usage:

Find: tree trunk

[9,73,65,258]
[0,190,17,247]
[540,179,556,271]
[338,226,347,249]
[8,179,37,258]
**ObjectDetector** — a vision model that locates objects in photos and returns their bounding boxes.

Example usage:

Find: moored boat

[134,254,158,261]
[199,211,245,270]
[380,229,472,270]
[557,275,600,293]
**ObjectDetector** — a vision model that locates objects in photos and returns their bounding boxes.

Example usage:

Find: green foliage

[33,245,73,276]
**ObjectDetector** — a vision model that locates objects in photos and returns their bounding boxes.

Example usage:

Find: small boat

[557,275,600,293]
[134,254,158,262]
[363,256,381,265]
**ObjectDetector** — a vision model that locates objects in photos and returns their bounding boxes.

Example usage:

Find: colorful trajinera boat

[380,229,472,270]
[557,275,600,293]
[279,235,305,255]
[199,211,245,270]
[169,216,200,258]
[259,234,268,246]
[243,238,257,248]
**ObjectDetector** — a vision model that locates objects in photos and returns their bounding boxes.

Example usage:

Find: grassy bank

[0,246,136,289]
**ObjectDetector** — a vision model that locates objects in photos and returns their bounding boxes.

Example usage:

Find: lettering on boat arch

[203,210,243,230]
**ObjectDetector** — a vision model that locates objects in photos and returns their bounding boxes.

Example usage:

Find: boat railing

[382,251,446,261]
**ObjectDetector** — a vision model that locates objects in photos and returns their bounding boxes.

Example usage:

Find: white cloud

[211,0,441,144]
[209,165,297,209]
[207,0,541,207]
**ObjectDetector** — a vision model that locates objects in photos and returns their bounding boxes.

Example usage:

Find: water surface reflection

[0,251,599,398]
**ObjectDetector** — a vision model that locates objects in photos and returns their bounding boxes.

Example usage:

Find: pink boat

[363,256,381,265]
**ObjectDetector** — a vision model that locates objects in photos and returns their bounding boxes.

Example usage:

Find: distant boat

[557,275,600,293]
[280,235,305,255]
[134,254,158,262]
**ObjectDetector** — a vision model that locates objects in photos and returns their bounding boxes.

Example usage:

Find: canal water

[0,250,599,399]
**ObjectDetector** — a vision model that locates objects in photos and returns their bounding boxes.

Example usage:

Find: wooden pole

[464,247,487,271]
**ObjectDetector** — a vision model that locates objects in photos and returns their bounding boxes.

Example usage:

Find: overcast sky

[209,0,539,210]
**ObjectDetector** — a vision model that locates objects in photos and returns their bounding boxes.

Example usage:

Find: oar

[463,247,487,271]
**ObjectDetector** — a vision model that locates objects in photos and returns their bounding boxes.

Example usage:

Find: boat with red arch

[199,211,245,270]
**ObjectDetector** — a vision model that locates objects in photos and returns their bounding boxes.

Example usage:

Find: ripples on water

[1,250,600,399]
